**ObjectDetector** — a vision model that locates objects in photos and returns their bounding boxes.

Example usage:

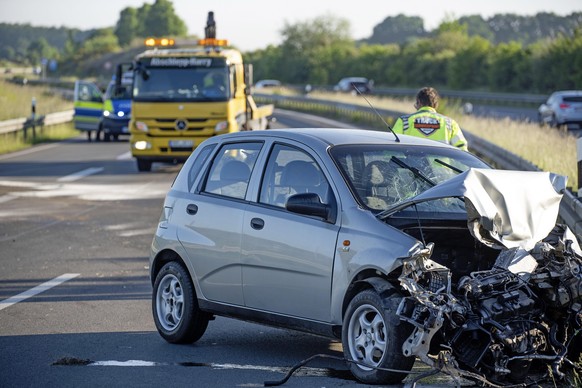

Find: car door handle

[186,204,198,215]
[250,217,264,230]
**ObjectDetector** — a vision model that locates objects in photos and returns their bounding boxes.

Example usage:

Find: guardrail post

[31,97,37,141]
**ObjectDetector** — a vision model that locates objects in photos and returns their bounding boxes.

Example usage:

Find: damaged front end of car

[388,169,582,386]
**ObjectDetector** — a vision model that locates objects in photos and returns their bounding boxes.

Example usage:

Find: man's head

[415,87,439,110]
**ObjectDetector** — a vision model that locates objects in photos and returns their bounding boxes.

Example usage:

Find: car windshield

[105,83,132,100]
[330,144,489,213]
[133,67,230,102]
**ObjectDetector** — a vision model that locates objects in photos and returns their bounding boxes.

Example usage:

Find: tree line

[0,2,580,94]
[246,14,582,94]
[0,0,188,74]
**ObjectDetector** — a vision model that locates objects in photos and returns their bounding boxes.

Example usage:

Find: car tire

[104,133,111,142]
[137,159,152,172]
[342,288,414,385]
[152,261,210,344]
[550,114,561,130]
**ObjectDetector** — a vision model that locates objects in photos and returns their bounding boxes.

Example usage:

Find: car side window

[202,142,262,199]
[259,144,331,208]
[187,144,216,191]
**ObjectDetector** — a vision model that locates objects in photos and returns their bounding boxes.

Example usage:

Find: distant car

[254,79,281,89]
[149,128,581,386]
[334,77,373,94]
[538,90,582,129]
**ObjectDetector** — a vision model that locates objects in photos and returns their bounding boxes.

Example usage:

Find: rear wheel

[136,159,152,172]
[342,288,414,385]
[152,261,210,344]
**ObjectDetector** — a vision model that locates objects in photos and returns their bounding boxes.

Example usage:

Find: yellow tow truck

[123,12,274,171]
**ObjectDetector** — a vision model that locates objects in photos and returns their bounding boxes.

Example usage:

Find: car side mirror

[286,193,331,221]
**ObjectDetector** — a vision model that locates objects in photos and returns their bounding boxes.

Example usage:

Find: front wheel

[136,159,152,172]
[152,261,210,344]
[342,288,414,385]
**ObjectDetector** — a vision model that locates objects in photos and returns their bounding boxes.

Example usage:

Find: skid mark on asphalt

[0,273,80,311]
[0,180,168,202]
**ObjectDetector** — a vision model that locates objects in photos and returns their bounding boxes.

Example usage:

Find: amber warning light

[197,38,229,47]
[145,38,175,47]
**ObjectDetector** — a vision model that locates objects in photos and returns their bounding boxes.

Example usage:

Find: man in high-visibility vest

[392,87,468,151]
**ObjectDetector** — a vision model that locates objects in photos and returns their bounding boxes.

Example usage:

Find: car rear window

[563,96,582,103]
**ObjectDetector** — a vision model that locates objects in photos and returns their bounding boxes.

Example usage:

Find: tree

[135,3,152,37]
[78,28,120,58]
[458,15,495,42]
[277,14,354,84]
[115,7,138,46]
[143,0,187,37]
[26,37,59,65]
[365,15,425,45]
[448,36,491,89]
[488,41,532,92]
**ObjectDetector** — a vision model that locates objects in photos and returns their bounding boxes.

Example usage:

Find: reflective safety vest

[392,106,468,151]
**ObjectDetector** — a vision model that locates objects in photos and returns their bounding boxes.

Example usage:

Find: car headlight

[103,110,111,117]
[133,141,152,150]
[117,111,125,118]
[135,121,149,132]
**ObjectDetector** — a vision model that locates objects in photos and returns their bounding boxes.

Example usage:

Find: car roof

[339,77,368,83]
[212,128,456,150]
[552,90,582,96]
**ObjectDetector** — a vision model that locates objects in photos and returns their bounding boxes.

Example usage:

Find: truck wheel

[137,159,152,172]
[342,289,414,385]
[152,261,211,344]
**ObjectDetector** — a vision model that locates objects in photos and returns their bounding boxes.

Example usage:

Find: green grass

[0,76,73,120]
[0,122,79,155]
[0,76,77,154]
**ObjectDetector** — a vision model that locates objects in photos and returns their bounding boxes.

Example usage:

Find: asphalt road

[0,111,460,388]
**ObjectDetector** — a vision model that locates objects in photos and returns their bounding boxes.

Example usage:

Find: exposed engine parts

[397,225,582,386]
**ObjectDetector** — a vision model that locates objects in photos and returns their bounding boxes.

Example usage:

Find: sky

[0,0,581,51]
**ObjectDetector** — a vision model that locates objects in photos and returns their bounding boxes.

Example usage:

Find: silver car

[150,128,581,386]
[538,90,582,128]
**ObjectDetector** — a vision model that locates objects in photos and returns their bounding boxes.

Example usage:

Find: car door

[73,80,103,131]
[175,142,263,305]
[241,143,340,322]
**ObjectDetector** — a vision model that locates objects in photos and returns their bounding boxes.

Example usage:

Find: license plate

[122,126,129,133]
[169,140,193,148]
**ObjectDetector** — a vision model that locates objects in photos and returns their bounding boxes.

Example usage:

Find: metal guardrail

[257,93,582,239]
[306,86,547,106]
[0,110,74,136]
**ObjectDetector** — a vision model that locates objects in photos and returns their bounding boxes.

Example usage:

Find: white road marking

[91,360,162,367]
[0,194,17,203]
[0,273,80,311]
[0,180,43,188]
[116,151,132,160]
[57,167,104,182]
[86,360,330,376]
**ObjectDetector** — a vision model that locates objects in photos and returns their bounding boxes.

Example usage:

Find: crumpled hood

[381,168,567,251]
